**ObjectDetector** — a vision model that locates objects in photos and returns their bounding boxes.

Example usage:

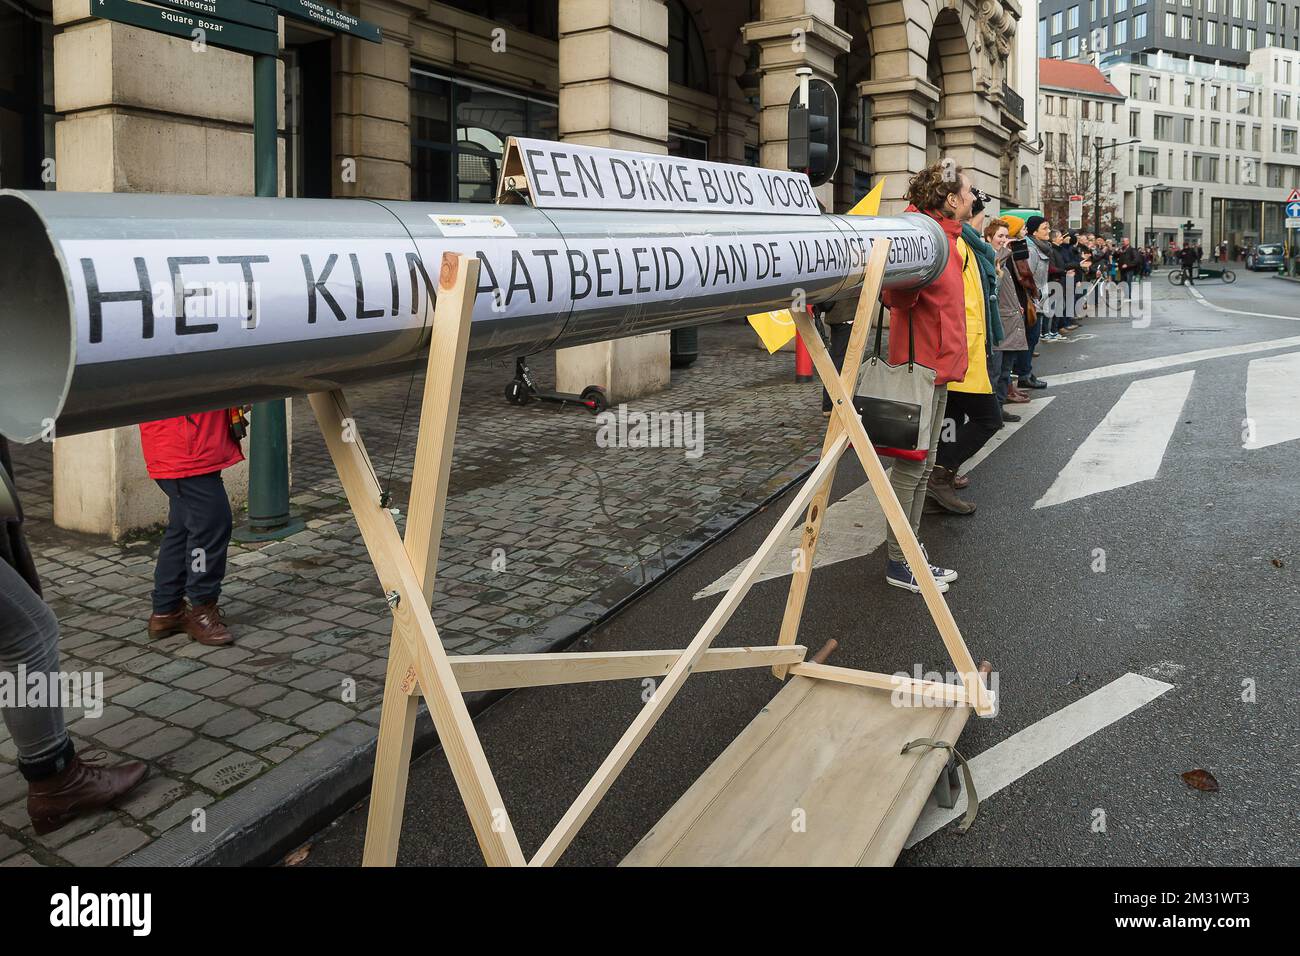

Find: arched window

[668,0,710,92]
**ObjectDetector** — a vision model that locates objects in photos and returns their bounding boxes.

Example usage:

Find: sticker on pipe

[429,214,518,238]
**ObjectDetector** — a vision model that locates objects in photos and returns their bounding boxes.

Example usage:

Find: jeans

[153,471,233,613]
[993,351,1015,404]
[1014,315,1042,377]
[0,556,69,768]
[885,386,948,564]
[936,390,1002,472]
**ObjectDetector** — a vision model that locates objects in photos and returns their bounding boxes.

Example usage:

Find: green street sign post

[148,0,278,30]
[92,0,278,54]
[238,0,379,539]
[92,0,380,539]
[255,0,381,43]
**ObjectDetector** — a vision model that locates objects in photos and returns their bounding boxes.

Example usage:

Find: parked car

[1247,243,1285,270]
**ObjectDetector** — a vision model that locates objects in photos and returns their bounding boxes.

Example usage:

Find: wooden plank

[313,257,524,868]
[774,239,892,679]
[621,676,970,866]
[362,253,481,866]
[790,661,987,709]
[791,310,994,716]
[443,645,809,693]
[528,434,851,866]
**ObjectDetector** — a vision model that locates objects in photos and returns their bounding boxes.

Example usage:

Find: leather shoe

[185,602,235,646]
[28,753,148,835]
[1002,410,1022,422]
[148,605,188,639]
[1018,376,1048,390]
[1005,387,1032,403]
[925,466,976,515]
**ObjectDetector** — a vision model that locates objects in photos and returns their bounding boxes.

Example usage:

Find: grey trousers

[885,385,949,563]
[0,556,68,763]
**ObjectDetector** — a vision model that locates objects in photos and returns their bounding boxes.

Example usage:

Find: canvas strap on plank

[901,737,978,832]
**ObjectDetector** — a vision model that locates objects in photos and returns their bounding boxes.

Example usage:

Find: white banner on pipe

[60,227,913,364]
[502,137,821,217]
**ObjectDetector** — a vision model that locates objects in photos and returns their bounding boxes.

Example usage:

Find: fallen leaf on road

[283,844,312,866]
[1272,558,1285,568]
[1181,769,1220,793]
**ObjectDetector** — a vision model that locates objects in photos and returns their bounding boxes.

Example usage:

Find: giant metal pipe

[0,190,947,443]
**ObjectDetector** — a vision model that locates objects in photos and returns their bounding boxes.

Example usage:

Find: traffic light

[1111,219,1125,240]
[788,76,839,187]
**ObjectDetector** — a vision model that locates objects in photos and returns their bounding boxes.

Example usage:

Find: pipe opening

[0,193,74,443]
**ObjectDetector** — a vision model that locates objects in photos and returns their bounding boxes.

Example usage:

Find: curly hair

[983,217,1009,241]
[905,160,966,214]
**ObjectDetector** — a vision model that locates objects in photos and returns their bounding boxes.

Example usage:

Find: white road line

[1244,351,1300,450]
[905,672,1175,848]
[692,399,1055,600]
[1033,370,1194,509]
[1048,335,1300,387]
[1186,280,1300,321]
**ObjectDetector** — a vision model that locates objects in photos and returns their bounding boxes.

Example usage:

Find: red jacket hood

[139,410,245,481]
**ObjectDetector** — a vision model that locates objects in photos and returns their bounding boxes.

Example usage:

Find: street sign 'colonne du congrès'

[93,0,381,55]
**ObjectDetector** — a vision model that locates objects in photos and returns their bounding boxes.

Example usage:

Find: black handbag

[852,306,937,461]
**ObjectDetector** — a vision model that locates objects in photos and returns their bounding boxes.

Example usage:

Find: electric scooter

[504,356,609,415]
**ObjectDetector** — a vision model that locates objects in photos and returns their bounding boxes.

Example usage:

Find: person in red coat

[877,161,972,595]
[140,410,245,645]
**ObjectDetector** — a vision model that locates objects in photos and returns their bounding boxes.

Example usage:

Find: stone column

[49,2,282,537]
[335,2,415,201]
[858,77,939,214]
[741,0,851,210]
[554,0,671,402]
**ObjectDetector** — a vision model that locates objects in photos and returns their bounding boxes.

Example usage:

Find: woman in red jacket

[140,410,245,645]
[877,161,972,594]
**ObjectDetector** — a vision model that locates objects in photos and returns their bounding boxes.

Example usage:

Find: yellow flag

[847,177,885,217]
[746,309,798,353]
[747,178,883,353]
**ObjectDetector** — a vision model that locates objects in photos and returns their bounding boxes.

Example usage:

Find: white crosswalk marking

[1243,351,1300,450]
[693,399,1055,600]
[1034,370,1194,509]
[905,672,1175,848]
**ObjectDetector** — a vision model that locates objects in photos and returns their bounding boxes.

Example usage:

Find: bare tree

[1041,124,1121,234]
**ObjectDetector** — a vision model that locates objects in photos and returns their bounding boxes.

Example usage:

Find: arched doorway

[924,7,975,165]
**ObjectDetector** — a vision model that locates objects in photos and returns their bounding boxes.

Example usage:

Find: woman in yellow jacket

[927,193,1003,515]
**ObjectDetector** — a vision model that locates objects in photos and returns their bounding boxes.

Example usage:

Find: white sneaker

[920,544,958,583]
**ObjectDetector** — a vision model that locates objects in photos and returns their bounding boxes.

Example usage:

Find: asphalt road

[302,268,1299,867]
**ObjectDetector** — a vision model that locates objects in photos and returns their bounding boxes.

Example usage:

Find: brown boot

[926,466,977,515]
[27,753,148,835]
[953,472,971,490]
[185,601,235,646]
[147,604,188,639]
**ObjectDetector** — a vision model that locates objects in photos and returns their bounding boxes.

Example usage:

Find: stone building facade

[2,0,1041,536]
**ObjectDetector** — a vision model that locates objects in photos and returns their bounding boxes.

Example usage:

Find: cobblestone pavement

[0,322,831,866]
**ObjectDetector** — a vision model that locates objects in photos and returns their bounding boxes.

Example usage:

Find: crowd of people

[826,161,1164,595]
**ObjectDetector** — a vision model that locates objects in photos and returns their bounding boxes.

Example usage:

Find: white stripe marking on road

[1048,335,1300,387]
[1186,280,1300,321]
[1033,370,1194,509]
[904,672,1175,848]
[693,398,1055,600]
[1243,350,1300,449]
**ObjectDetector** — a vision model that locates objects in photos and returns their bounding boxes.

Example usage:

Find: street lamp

[1136,182,1166,246]
[1094,137,1141,233]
